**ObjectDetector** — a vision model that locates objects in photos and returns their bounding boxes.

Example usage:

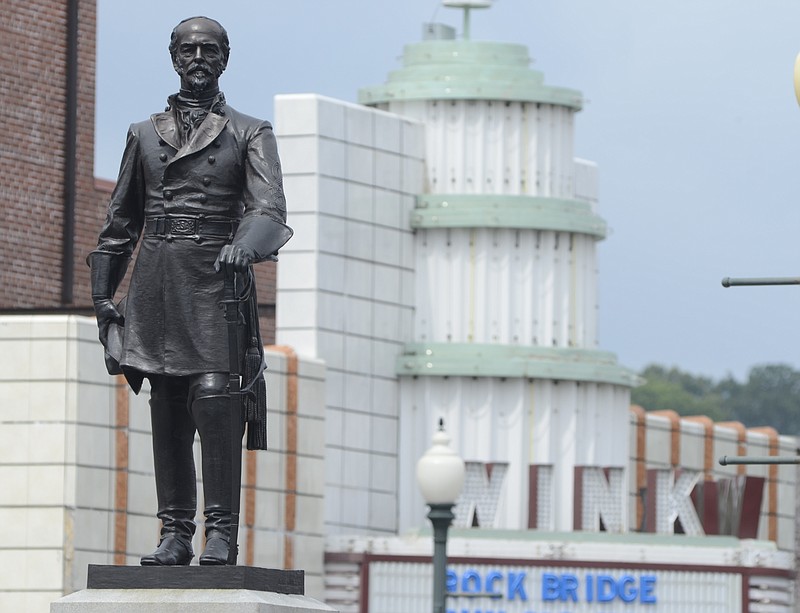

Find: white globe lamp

[415,419,465,613]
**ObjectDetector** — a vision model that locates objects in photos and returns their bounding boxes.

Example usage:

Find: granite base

[50,589,337,612]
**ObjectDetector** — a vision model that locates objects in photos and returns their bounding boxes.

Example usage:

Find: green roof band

[413,194,607,238]
[397,342,642,388]
[358,40,583,108]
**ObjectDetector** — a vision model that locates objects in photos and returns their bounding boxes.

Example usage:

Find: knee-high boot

[191,394,233,565]
[140,379,196,566]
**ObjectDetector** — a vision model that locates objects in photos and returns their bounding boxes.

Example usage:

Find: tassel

[239,269,268,451]
[243,341,268,450]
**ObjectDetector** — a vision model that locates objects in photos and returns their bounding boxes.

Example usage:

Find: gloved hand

[214,243,256,275]
[218,215,293,275]
[93,298,124,348]
[88,251,128,348]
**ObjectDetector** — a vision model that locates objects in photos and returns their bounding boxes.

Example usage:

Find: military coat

[95,95,287,382]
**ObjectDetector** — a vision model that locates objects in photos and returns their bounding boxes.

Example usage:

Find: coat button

[159,153,168,162]
[213,140,221,148]
[158,139,166,146]
[198,193,208,203]
[208,155,216,164]
[202,177,211,186]
[164,190,173,200]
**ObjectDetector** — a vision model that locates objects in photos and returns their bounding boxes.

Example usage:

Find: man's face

[172,19,226,95]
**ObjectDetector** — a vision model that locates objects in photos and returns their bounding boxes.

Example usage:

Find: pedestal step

[86,565,304,593]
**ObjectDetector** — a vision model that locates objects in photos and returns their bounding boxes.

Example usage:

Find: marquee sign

[367,560,745,612]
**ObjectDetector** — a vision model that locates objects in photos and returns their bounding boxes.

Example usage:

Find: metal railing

[722,277,800,287]
[719,455,800,466]
[718,275,800,466]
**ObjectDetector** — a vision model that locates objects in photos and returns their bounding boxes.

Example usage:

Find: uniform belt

[145,216,238,240]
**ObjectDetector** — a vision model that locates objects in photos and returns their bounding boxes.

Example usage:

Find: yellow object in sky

[794,52,800,106]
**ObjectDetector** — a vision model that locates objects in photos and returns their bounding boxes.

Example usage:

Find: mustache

[187,62,212,75]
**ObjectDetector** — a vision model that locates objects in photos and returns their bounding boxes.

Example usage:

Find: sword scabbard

[223,271,244,565]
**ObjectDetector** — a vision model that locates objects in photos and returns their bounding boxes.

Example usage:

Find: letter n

[573,466,626,532]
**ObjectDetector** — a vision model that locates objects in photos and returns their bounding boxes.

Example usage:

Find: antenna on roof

[442,0,492,40]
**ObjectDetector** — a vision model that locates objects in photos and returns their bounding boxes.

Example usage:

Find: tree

[631,364,728,422]
[719,364,800,435]
[633,363,800,435]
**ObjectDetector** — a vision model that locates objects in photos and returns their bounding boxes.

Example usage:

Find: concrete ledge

[51,589,337,612]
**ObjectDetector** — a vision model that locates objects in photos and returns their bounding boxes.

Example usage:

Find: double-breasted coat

[95,95,288,386]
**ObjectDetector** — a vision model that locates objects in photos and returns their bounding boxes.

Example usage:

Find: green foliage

[632,363,800,435]
[631,365,727,422]
[718,365,800,434]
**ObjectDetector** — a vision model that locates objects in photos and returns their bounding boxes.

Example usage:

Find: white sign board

[368,561,742,613]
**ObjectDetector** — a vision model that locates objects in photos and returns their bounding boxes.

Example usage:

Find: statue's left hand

[214,244,255,274]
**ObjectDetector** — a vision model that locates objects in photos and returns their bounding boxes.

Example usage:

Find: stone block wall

[0,315,326,612]
[0,315,113,611]
[274,94,425,536]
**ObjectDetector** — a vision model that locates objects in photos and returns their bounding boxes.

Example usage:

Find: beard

[178,62,219,96]
[186,71,212,95]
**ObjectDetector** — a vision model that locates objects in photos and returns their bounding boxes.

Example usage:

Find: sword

[222,269,244,565]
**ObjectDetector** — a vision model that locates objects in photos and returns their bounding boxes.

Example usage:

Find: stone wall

[274,94,424,536]
[0,314,326,612]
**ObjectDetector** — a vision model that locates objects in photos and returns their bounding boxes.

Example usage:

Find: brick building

[1,0,97,309]
[0,0,278,340]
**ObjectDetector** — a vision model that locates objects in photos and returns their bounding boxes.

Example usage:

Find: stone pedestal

[50,589,337,612]
[50,566,337,612]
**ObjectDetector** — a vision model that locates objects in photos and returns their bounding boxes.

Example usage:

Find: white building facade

[275,11,797,613]
[276,20,639,540]
[358,27,639,536]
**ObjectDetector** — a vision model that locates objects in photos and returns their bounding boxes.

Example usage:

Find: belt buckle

[168,217,198,237]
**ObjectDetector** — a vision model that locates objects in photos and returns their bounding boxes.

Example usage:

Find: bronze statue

[89,16,292,566]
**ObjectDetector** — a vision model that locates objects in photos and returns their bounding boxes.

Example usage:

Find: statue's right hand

[93,299,124,348]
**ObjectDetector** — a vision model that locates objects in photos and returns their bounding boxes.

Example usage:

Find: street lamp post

[416,419,465,613]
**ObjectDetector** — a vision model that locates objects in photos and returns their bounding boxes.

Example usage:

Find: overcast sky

[95,0,800,381]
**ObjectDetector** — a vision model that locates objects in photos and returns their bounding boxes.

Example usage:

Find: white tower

[359,4,639,532]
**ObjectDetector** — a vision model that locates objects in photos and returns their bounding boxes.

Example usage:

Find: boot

[140,377,197,566]
[140,534,193,566]
[191,394,234,565]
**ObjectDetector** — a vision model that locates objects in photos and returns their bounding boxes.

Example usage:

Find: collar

[151,97,229,155]
[166,90,227,116]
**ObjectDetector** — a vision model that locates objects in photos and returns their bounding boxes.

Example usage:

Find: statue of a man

[88,16,292,566]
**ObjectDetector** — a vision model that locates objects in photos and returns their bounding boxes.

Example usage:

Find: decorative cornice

[359,40,582,109]
[412,194,607,238]
[397,342,642,387]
